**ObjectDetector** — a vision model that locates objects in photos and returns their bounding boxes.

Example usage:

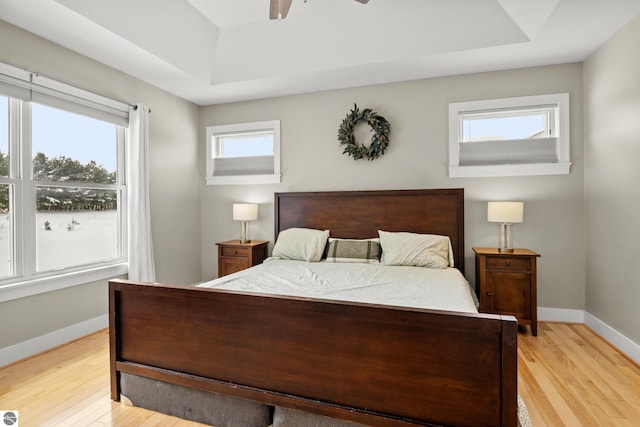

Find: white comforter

[198,259,478,314]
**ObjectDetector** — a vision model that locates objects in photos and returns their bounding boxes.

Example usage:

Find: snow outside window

[0,66,128,302]
[31,104,124,273]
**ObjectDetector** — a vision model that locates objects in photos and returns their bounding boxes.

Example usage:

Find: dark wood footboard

[110,279,518,427]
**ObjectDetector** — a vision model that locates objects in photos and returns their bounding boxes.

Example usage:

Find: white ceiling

[1,0,639,105]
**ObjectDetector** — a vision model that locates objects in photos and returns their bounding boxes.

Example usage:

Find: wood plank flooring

[0,330,207,427]
[1,322,639,426]
[518,323,640,426]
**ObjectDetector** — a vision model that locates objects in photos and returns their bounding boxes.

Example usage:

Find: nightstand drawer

[217,240,269,277]
[221,247,249,257]
[486,256,530,271]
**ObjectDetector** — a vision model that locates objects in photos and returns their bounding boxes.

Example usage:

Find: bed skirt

[120,373,273,427]
[120,373,532,427]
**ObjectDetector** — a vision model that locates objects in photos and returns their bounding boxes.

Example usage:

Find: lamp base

[498,223,514,252]
[240,221,251,244]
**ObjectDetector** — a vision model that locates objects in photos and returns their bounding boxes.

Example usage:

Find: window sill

[0,262,128,303]
[206,174,281,185]
[449,162,571,178]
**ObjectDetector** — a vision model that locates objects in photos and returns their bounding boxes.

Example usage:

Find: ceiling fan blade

[354,0,369,3]
[270,0,293,20]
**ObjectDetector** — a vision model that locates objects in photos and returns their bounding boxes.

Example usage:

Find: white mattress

[198,259,478,314]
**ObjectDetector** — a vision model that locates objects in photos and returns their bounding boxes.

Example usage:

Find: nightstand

[473,247,540,336]
[216,240,269,277]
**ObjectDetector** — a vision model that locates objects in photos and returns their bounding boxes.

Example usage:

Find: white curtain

[127,104,156,282]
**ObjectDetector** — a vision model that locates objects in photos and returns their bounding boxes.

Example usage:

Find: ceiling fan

[270,0,369,20]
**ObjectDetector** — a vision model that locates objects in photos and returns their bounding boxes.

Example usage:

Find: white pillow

[272,228,330,262]
[378,230,453,269]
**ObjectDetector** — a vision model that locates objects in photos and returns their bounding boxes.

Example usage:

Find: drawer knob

[233,250,238,254]
[486,292,493,297]
[505,261,511,267]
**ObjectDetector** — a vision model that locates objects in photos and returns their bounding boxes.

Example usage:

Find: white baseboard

[0,314,108,368]
[584,312,640,365]
[538,307,585,323]
[538,306,640,365]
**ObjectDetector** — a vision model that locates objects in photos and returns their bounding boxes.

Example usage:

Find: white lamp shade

[233,203,258,221]
[488,202,523,223]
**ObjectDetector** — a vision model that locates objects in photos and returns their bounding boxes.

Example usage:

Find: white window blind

[449,93,571,177]
[206,120,281,185]
[0,62,129,126]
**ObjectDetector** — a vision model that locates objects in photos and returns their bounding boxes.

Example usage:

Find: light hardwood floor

[1,323,639,426]
[518,323,640,426]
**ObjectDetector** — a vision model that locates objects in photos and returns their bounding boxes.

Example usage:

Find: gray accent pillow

[325,238,380,263]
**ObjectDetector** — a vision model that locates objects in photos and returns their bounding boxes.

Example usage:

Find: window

[206,120,281,185]
[31,104,122,272]
[0,62,128,301]
[449,93,570,177]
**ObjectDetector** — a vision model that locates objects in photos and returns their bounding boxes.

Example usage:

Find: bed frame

[110,188,518,427]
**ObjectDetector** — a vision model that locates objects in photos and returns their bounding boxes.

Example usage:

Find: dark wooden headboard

[274,189,465,275]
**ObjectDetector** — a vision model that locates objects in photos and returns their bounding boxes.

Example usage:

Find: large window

[206,120,281,185]
[449,93,571,177]
[0,63,128,300]
[32,104,122,273]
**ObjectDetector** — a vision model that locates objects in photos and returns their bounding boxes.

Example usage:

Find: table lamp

[233,203,258,243]
[487,201,523,252]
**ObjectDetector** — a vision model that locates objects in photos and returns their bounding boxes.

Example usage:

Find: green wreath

[337,104,391,161]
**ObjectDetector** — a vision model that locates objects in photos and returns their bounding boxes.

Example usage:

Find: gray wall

[0,20,201,350]
[200,63,586,311]
[584,14,640,344]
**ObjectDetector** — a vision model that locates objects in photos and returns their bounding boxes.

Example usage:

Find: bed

[109,188,519,427]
